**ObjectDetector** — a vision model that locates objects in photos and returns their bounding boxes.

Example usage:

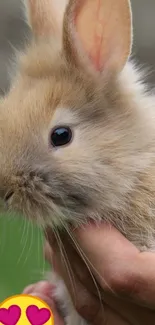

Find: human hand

[44,223,155,325]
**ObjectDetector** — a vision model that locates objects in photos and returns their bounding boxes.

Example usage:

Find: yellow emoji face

[0,294,54,325]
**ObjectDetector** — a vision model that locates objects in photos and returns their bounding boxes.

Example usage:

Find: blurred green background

[0,212,49,302]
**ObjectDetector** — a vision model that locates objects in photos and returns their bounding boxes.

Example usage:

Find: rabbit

[1,0,155,323]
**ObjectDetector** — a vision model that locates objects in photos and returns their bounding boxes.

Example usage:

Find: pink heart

[26,305,51,325]
[0,305,21,325]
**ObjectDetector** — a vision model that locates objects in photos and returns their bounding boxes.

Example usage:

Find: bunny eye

[50,126,72,147]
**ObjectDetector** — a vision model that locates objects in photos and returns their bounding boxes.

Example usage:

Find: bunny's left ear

[63,0,133,74]
[25,0,68,39]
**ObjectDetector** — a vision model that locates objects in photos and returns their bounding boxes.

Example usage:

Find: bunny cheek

[0,66,154,244]
[0,159,91,229]
[0,120,92,229]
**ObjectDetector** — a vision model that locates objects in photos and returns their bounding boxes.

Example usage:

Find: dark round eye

[50,126,72,147]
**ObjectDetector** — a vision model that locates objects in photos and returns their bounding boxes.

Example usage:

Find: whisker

[17,219,29,265]
[39,228,46,277]
[53,227,77,302]
[25,220,34,265]
[44,198,105,305]
[69,214,116,296]
[0,217,6,256]
[21,217,28,244]
[55,208,106,295]
[61,222,106,313]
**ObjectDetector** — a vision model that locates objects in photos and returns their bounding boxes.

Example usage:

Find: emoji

[26,305,51,325]
[0,305,21,325]
[0,295,54,325]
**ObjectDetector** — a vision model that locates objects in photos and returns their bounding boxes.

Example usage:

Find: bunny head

[0,0,155,247]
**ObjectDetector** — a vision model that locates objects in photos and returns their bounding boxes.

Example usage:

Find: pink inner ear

[73,0,131,73]
[89,0,116,72]
[74,0,113,72]
[89,0,105,71]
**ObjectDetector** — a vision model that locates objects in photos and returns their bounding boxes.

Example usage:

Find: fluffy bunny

[1,0,155,323]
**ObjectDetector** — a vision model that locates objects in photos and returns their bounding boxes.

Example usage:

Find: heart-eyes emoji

[26,305,51,325]
[0,305,21,325]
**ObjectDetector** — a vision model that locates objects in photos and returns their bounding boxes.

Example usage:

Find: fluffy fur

[1,42,155,248]
[1,0,155,324]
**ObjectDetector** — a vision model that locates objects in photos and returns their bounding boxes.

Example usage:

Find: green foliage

[0,213,49,302]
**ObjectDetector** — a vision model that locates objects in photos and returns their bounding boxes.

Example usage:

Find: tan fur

[1,1,155,323]
[63,0,132,72]
[1,38,155,248]
[25,0,68,38]
[0,0,155,244]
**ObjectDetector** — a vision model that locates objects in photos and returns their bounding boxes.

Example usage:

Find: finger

[47,236,155,325]
[23,281,56,297]
[44,240,53,265]
[44,227,155,324]
[45,228,91,282]
[23,284,37,294]
[48,231,102,323]
[52,248,124,325]
[45,228,58,250]
[74,223,155,307]
[30,292,65,325]
[103,293,155,325]
[23,281,65,325]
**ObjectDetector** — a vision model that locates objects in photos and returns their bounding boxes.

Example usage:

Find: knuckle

[106,268,140,297]
[73,296,84,314]
[75,300,98,322]
[72,291,99,321]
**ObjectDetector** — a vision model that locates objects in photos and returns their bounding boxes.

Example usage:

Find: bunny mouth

[2,192,14,211]
[1,168,91,228]
[4,190,14,202]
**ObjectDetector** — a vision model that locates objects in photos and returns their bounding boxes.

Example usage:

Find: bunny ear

[26,0,68,38]
[63,0,132,74]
